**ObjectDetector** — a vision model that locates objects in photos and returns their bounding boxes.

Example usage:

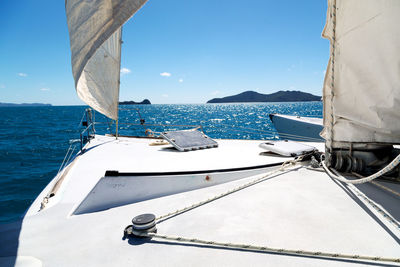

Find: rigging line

[327,0,337,156]
[271,129,321,140]
[321,158,400,229]
[57,143,74,174]
[106,121,321,142]
[127,159,399,264]
[284,114,323,118]
[135,232,400,264]
[155,157,304,223]
[117,122,201,128]
[270,134,322,143]
[260,131,321,142]
[99,120,322,142]
[77,110,86,129]
[211,121,276,134]
[343,181,400,230]
[212,122,323,142]
[63,145,76,170]
[218,127,322,142]
[126,153,399,264]
[209,126,309,141]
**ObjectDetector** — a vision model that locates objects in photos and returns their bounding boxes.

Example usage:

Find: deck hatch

[160,129,218,151]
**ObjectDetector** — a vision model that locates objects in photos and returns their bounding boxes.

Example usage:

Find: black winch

[124,213,157,238]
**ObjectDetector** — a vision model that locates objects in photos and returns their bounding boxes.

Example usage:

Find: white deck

[36,135,293,211]
[0,135,399,266]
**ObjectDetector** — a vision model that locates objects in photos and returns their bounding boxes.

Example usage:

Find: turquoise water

[0,102,322,223]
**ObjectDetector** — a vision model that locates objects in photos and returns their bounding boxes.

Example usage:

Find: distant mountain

[0,102,52,107]
[119,99,151,105]
[207,90,321,103]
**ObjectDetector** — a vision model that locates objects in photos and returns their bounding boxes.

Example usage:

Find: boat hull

[269,114,324,142]
[74,163,283,214]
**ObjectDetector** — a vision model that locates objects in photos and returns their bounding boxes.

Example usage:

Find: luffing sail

[322,0,400,148]
[66,0,147,120]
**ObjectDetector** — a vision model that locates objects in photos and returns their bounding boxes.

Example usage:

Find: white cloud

[160,72,171,77]
[162,94,169,98]
[120,67,131,75]
[18,73,27,77]
[211,90,220,96]
[40,87,50,91]
[178,78,183,83]
[0,84,5,89]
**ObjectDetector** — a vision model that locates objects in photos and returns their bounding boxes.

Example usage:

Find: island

[119,99,151,105]
[207,90,321,103]
[0,102,52,107]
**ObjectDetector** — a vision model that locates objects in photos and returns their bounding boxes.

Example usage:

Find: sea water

[0,102,322,223]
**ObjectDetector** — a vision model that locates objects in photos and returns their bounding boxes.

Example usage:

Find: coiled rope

[321,153,400,185]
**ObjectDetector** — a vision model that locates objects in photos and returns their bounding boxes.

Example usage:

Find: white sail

[66,0,148,120]
[322,0,400,148]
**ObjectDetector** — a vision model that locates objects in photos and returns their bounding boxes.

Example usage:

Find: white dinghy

[269,113,324,142]
[1,0,400,266]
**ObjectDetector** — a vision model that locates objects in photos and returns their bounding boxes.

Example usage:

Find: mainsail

[322,0,400,149]
[66,0,147,120]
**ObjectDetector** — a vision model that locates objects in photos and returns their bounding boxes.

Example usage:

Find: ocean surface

[0,102,322,224]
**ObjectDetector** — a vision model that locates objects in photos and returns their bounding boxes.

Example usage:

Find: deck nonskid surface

[7,164,400,266]
[1,136,399,266]
[59,135,316,205]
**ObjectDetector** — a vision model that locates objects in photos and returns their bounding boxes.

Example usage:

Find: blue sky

[0,0,329,105]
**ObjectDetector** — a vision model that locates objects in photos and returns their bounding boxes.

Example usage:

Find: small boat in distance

[269,113,323,142]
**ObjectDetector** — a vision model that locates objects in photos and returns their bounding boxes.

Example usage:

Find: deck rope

[133,232,400,264]
[321,156,400,229]
[155,156,305,222]
[126,150,400,264]
[344,181,400,230]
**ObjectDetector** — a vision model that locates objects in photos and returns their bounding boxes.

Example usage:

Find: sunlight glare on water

[0,102,322,223]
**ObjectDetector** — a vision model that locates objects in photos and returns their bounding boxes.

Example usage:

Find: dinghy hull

[269,114,324,142]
